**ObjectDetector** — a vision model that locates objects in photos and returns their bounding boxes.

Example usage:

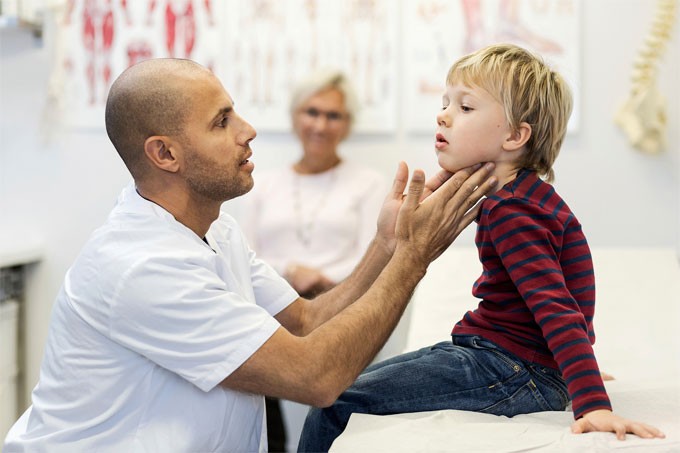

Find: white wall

[1,0,678,412]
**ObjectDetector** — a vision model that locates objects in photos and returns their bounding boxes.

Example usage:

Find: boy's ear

[503,122,532,152]
[143,136,180,173]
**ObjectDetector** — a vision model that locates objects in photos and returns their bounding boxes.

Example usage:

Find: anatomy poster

[217,0,399,133]
[48,0,578,134]
[50,0,220,129]
[402,0,581,134]
[49,0,398,133]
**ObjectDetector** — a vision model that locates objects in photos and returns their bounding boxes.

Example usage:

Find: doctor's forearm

[297,236,392,335]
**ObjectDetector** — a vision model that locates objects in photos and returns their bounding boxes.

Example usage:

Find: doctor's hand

[391,162,496,268]
[376,162,497,255]
[375,162,496,255]
[571,409,665,440]
[376,162,457,254]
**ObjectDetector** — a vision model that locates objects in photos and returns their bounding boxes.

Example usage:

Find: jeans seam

[356,384,506,414]
[530,367,569,408]
[527,379,554,412]
[480,378,552,414]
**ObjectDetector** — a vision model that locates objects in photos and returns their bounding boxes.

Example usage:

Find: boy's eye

[460,105,472,112]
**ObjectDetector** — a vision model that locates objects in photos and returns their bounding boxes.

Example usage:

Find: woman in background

[241,69,386,452]
[243,69,386,299]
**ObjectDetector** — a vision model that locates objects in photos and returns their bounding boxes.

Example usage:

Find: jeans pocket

[480,379,554,416]
[529,366,570,410]
[470,337,523,375]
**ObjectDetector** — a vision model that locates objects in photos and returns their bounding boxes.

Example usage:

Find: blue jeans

[298,335,569,452]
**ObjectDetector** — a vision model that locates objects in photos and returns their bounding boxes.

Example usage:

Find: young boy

[298,43,665,452]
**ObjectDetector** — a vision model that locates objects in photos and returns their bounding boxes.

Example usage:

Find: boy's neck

[489,161,521,192]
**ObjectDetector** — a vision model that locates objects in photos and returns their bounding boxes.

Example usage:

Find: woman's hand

[571,409,665,440]
[285,263,335,297]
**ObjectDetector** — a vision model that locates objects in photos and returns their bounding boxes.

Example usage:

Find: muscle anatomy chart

[47,0,578,134]
[49,0,217,129]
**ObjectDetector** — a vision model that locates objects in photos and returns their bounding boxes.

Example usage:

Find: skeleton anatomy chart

[217,0,398,132]
[50,0,577,134]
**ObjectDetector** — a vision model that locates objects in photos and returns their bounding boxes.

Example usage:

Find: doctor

[4,58,497,452]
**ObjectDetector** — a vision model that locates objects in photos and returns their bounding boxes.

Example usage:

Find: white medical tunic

[4,184,298,453]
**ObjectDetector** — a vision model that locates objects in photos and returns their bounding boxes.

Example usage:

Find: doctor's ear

[503,122,532,152]
[143,136,180,173]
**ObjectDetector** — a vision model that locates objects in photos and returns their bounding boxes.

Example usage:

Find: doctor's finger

[421,168,455,201]
[443,163,497,211]
[403,169,426,211]
[386,161,409,202]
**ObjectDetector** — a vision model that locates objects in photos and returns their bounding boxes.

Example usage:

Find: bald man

[4,59,497,452]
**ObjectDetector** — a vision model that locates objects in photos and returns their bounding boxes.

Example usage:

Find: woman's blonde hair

[447,43,572,182]
[289,68,360,130]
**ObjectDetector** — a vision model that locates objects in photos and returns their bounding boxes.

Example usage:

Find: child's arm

[572,409,665,440]
[488,200,611,417]
[487,197,665,440]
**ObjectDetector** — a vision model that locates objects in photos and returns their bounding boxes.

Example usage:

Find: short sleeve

[109,255,282,393]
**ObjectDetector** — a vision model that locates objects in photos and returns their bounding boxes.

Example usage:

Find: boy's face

[435,82,514,173]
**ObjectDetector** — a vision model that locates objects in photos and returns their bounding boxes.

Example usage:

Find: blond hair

[289,68,360,130]
[447,43,572,182]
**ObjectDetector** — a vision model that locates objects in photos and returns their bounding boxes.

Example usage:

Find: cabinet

[0,243,42,440]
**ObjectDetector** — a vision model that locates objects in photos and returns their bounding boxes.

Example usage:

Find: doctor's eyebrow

[211,106,234,125]
[214,106,233,118]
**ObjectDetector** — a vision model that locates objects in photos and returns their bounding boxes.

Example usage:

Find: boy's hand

[600,371,615,381]
[571,409,666,440]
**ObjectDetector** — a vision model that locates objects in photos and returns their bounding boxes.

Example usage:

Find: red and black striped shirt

[452,169,611,419]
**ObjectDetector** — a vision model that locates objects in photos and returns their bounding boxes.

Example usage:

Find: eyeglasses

[300,107,348,122]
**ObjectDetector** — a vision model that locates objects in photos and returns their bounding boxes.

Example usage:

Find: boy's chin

[437,159,463,174]
[437,157,485,174]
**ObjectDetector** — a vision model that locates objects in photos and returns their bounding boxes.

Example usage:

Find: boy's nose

[437,111,449,126]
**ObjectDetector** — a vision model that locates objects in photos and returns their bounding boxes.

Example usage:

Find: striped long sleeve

[452,169,611,419]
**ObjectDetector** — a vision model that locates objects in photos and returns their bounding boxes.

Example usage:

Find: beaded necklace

[291,167,338,247]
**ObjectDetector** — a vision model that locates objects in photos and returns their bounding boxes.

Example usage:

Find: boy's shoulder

[487,169,547,201]
[484,169,574,219]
